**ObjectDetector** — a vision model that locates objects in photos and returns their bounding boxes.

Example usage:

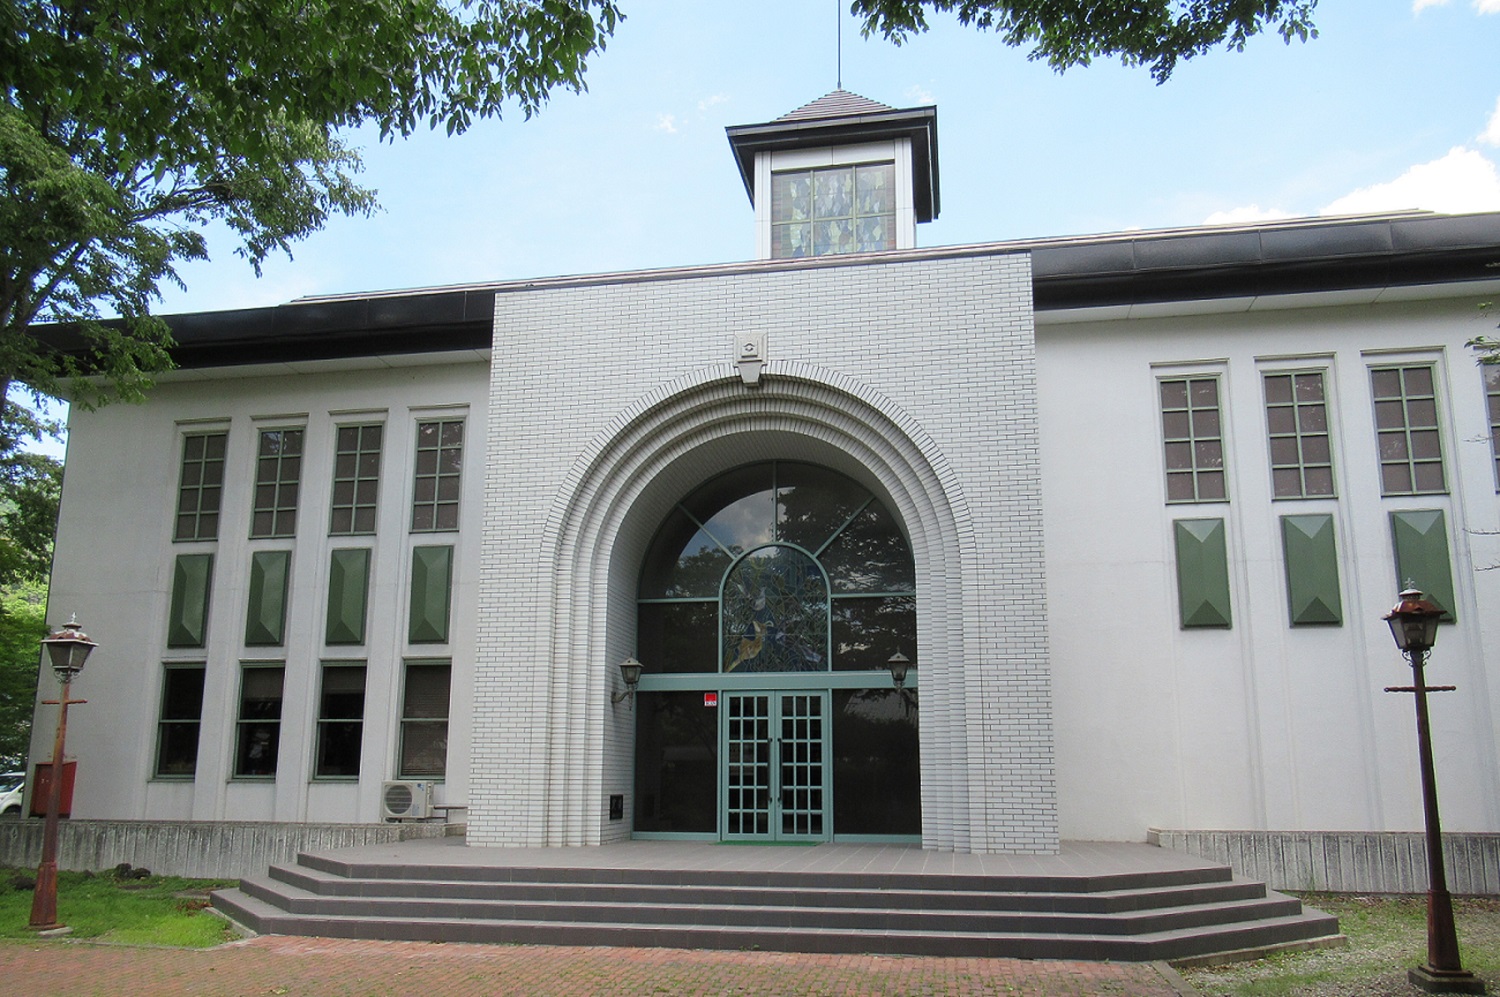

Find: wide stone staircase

[212,840,1341,961]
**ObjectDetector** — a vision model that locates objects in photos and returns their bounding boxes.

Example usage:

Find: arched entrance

[632,461,920,842]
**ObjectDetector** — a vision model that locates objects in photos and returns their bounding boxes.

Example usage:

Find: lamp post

[28,618,96,933]
[1382,590,1485,995]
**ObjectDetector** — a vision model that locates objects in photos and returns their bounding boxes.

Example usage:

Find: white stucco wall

[34,357,488,824]
[1038,289,1500,841]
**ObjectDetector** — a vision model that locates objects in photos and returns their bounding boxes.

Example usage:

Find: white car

[0,772,24,817]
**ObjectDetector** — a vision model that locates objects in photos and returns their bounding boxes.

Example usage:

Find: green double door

[722,691,830,842]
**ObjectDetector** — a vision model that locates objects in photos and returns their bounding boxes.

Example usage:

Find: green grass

[0,866,239,947]
[1183,893,1500,996]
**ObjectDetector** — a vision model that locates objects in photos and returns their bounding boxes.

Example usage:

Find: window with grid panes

[1370,365,1446,495]
[233,665,284,778]
[174,433,227,540]
[411,420,463,532]
[398,661,450,779]
[330,425,383,535]
[314,663,366,778]
[154,665,205,778]
[1485,363,1500,489]
[1160,377,1227,502]
[1263,371,1336,498]
[770,163,895,259]
[251,429,303,537]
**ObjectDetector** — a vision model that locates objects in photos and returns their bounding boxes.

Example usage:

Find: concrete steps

[212,846,1341,961]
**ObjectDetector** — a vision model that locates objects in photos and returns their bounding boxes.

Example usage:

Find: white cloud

[1321,146,1500,215]
[655,114,678,134]
[1413,0,1500,10]
[1481,96,1500,146]
[697,94,729,113]
[904,84,936,105]
[1203,205,1297,225]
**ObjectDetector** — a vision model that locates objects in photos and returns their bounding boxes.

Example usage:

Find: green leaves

[2,0,623,405]
[852,0,1319,83]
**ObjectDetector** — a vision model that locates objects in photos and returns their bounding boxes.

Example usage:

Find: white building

[27,92,1500,879]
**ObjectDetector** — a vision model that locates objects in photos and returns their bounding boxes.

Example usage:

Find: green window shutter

[408,545,454,644]
[1280,515,1343,626]
[167,554,214,647]
[1173,518,1232,628]
[245,550,292,646]
[325,548,372,645]
[1390,510,1456,621]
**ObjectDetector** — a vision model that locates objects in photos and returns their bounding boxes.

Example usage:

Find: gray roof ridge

[775,89,898,122]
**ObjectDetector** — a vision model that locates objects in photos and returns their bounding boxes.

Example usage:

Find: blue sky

[19,0,1500,457]
[148,0,1500,315]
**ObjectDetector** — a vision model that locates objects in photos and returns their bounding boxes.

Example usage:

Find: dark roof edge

[29,212,1500,372]
[33,288,497,371]
[725,106,940,222]
[1030,211,1500,311]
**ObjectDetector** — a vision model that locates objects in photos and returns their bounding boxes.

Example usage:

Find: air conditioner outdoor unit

[381,780,432,820]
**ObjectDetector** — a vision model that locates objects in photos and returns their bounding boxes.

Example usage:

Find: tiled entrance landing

[212,838,1342,961]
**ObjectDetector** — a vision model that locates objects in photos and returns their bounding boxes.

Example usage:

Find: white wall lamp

[612,657,644,707]
[887,651,912,690]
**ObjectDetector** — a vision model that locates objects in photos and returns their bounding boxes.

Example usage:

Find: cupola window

[771,163,896,258]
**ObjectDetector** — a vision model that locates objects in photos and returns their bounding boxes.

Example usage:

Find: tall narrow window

[1371,365,1446,496]
[1484,363,1500,489]
[314,663,366,779]
[175,432,227,541]
[234,665,284,778]
[1160,377,1227,502]
[330,424,383,535]
[154,665,206,778]
[411,419,463,532]
[771,163,895,258]
[251,429,303,537]
[1263,371,1336,498]
[399,661,451,779]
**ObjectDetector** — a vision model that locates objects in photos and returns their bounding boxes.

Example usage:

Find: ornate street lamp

[1382,590,1484,994]
[29,618,97,932]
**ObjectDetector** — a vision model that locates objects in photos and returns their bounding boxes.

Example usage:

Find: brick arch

[470,362,1006,851]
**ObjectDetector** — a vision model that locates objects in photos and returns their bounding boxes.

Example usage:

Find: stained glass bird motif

[726,620,766,672]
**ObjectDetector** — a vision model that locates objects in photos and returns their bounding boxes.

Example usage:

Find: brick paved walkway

[0,936,1200,996]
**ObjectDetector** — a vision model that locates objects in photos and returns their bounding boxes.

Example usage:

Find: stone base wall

[1150,829,1500,896]
[0,820,452,879]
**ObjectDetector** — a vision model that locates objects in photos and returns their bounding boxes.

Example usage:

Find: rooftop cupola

[726,90,939,260]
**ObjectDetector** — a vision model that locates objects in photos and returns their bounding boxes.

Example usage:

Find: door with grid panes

[721,691,829,842]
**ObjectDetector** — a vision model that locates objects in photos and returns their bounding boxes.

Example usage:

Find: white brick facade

[471,251,1057,852]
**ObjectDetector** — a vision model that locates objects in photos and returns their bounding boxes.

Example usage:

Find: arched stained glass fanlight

[637,462,915,674]
[721,546,827,672]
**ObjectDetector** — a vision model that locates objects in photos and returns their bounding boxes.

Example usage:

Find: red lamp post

[1382,590,1485,995]
[28,618,96,933]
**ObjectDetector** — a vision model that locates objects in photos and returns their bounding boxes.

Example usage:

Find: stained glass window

[770,163,895,259]
[637,462,916,675]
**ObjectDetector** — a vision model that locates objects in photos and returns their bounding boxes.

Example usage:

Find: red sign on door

[704,692,718,708]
